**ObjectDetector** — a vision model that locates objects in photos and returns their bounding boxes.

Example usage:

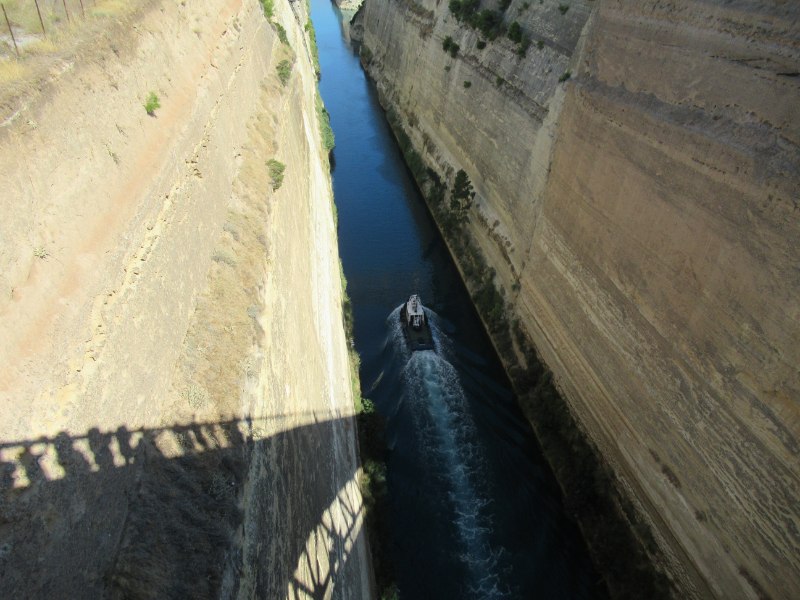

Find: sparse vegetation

[559,70,571,82]
[495,75,504,86]
[305,19,321,78]
[266,158,286,190]
[33,245,49,259]
[558,3,570,15]
[449,0,504,40]
[144,92,160,115]
[360,43,373,63]
[519,1,530,13]
[385,108,427,185]
[445,65,451,71]
[275,22,290,46]
[212,250,237,268]
[276,59,292,86]
[259,0,274,19]
[498,0,512,11]
[537,39,544,50]
[449,169,474,226]
[442,35,459,58]
[316,93,336,154]
[463,80,472,88]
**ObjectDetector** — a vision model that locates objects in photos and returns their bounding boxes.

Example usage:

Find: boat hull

[400,305,435,351]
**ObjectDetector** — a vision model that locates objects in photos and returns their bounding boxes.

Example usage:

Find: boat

[400,294,435,351]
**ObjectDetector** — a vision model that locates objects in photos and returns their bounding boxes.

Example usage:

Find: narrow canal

[310,1,606,598]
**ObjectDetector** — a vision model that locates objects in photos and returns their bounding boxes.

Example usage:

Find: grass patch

[305,18,321,79]
[316,92,335,154]
[276,59,292,86]
[266,158,286,190]
[144,92,160,115]
[275,22,290,46]
[259,0,274,18]
[212,250,237,268]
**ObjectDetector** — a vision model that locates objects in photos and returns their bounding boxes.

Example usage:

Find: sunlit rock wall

[360,0,800,598]
[0,0,370,598]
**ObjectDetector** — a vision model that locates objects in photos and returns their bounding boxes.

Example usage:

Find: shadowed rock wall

[360,0,800,598]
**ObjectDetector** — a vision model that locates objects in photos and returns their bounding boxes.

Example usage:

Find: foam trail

[389,306,509,599]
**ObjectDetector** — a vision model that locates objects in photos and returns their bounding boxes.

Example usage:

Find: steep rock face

[0,0,369,598]
[361,0,800,598]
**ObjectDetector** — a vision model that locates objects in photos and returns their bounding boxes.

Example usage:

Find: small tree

[450,169,474,225]
[267,159,286,189]
[507,21,522,44]
[144,92,160,115]
[276,60,292,86]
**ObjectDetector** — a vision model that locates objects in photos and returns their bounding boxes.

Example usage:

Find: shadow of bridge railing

[0,413,369,600]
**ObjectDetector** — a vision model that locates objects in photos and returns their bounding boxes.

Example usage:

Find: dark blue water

[311,2,606,598]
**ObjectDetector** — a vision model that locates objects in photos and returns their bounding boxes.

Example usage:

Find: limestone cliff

[0,0,370,598]
[360,0,800,598]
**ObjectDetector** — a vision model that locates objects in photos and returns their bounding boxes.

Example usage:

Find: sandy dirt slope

[0,0,370,597]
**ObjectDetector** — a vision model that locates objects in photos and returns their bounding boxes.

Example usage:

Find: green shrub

[558,3,569,14]
[275,22,290,46]
[305,19,321,78]
[449,0,479,22]
[143,92,160,115]
[537,39,544,50]
[259,0,274,19]
[475,9,502,40]
[558,70,571,82]
[445,65,451,71]
[443,35,460,57]
[316,93,336,153]
[507,21,522,43]
[266,159,286,190]
[476,40,486,49]
[450,169,474,225]
[495,75,504,86]
[463,80,472,88]
[276,59,292,86]
[498,0,512,11]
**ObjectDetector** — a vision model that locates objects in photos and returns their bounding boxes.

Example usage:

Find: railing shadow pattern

[0,414,365,599]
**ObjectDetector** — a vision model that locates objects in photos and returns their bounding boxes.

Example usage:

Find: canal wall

[358,0,800,598]
[0,0,370,598]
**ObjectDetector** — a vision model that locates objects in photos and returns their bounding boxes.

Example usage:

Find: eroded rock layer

[360,0,800,598]
[0,0,370,598]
